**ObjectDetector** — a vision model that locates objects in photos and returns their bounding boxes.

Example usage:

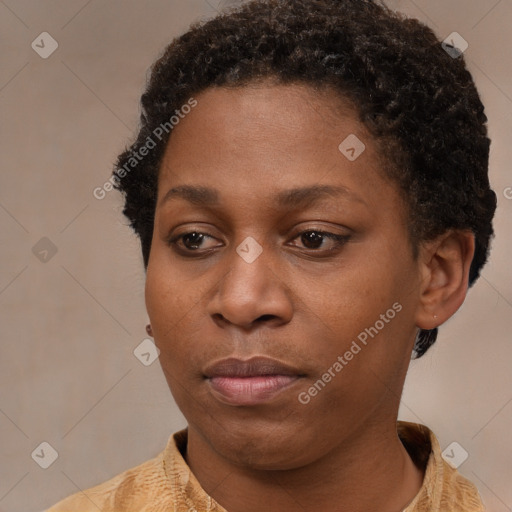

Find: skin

[145,83,475,512]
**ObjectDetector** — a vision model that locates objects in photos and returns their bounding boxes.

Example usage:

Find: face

[145,83,423,470]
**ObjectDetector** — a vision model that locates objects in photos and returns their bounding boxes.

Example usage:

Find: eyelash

[167,229,351,257]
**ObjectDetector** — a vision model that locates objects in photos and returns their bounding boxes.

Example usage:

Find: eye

[168,231,221,253]
[290,229,350,252]
[168,228,350,257]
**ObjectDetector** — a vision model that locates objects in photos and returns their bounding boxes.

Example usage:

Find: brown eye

[182,232,205,250]
[168,231,221,254]
[168,228,350,258]
[292,230,350,251]
[300,231,325,249]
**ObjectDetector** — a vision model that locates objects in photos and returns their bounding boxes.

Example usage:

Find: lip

[204,356,305,406]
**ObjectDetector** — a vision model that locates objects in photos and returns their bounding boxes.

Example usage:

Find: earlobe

[415,231,475,330]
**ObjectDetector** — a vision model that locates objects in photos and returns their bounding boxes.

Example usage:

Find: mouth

[203,356,305,406]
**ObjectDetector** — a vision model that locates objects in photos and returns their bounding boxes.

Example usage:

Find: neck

[186,417,425,512]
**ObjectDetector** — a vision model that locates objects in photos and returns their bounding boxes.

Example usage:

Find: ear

[415,230,475,330]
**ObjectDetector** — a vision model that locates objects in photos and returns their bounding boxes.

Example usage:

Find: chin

[201,418,320,471]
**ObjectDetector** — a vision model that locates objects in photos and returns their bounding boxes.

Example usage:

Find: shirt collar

[163,421,485,512]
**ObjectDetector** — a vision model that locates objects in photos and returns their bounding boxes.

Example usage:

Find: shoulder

[398,421,486,512]
[436,457,486,511]
[45,451,171,512]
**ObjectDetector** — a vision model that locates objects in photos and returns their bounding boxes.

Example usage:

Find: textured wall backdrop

[0,1,511,511]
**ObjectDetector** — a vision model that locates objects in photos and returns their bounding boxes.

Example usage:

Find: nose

[207,242,294,331]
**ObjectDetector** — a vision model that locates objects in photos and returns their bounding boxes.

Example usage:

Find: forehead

[156,83,397,214]
[166,82,363,148]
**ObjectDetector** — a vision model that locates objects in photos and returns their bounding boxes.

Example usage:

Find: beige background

[0,1,510,511]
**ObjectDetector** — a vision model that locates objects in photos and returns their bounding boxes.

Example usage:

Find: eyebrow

[159,184,365,208]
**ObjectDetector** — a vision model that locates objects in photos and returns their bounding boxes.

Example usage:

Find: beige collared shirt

[46,421,486,511]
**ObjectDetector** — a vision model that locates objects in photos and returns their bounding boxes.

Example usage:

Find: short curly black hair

[113,0,496,358]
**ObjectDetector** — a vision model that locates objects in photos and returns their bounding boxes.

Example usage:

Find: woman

[47,0,496,510]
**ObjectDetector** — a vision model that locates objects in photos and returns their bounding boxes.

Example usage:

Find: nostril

[257,314,276,322]
[212,313,224,323]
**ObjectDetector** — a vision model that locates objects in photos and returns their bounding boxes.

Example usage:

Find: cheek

[296,241,416,370]
[145,242,201,328]
[145,265,177,332]
[298,254,400,331]
[144,255,215,373]
[145,257,191,359]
